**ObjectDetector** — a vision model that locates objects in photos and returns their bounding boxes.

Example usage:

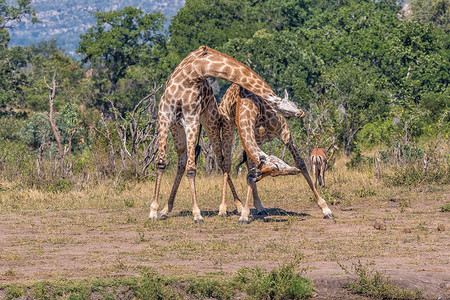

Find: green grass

[235,258,314,300]
[441,203,450,212]
[342,261,423,300]
[0,270,182,300]
[0,262,314,300]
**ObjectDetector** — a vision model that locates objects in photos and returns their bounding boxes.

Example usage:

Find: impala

[310,143,339,188]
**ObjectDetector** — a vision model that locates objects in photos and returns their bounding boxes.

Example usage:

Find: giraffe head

[256,155,300,181]
[271,90,305,119]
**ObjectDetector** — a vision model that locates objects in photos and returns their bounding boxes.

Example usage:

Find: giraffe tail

[195,125,202,164]
[235,151,247,177]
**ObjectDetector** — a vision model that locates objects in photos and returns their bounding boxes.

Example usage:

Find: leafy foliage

[0,0,448,188]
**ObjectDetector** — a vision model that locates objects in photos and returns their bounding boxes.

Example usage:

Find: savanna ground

[0,158,449,299]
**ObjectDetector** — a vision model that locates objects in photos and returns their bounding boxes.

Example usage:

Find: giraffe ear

[201,46,208,56]
[283,89,289,100]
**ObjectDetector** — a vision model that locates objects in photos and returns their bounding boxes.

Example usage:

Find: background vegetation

[0,0,448,191]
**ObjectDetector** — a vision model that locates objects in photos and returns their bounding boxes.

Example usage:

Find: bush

[383,159,449,186]
[345,261,422,299]
[235,259,314,300]
[187,277,235,299]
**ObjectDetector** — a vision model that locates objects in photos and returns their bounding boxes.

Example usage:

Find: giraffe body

[219,84,333,223]
[151,46,304,222]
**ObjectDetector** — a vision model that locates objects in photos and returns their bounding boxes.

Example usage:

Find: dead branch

[105,84,163,181]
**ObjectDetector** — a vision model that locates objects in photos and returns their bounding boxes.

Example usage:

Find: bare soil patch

[0,175,449,299]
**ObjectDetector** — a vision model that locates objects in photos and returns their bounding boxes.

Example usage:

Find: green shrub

[134,270,182,300]
[235,259,314,300]
[187,277,235,299]
[344,261,422,299]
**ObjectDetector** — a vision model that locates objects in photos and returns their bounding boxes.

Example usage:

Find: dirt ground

[0,177,449,299]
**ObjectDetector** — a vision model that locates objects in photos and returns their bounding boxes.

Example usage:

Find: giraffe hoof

[324,214,333,219]
[194,219,204,224]
[238,219,249,225]
[256,210,268,216]
[218,212,228,217]
[158,213,168,220]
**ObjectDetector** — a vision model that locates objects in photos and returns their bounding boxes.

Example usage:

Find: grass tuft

[235,258,314,300]
[441,204,450,212]
[187,277,235,299]
[343,261,423,300]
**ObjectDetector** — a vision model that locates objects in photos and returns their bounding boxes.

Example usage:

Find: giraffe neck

[184,46,280,105]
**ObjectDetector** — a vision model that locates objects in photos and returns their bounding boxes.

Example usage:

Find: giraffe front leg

[251,183,267,215]
[149,166,164,221]
[246,158,266,215]
[239,185,252,225]
[149,123,170,221]
[238,164,258,224]
[288,141,333,219]
[301,162,333,218]
[219,172,228,216]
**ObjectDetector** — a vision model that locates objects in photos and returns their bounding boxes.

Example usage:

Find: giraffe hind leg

[184,115,203,223]
[159,125,187,219]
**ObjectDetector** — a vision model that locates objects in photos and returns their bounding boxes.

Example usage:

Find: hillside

[8,0,185,56]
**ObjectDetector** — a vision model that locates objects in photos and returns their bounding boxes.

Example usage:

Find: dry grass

[0,157,449,298]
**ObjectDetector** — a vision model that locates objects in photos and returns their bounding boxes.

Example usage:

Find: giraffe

[150,46,305,223]
[219,84,333,224]
[157,80,243,219]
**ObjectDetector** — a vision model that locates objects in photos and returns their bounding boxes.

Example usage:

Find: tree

[21,41,84,112]
[222,29,323,104]
[0,46,29,112]
[0,0,37,30]
[322,62,390,155]
[77,7,167,96]
[168,0,268,59]
[410,0,450,33]
[0,0,37,113]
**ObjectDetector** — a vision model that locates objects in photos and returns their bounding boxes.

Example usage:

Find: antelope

[310,143,339,188]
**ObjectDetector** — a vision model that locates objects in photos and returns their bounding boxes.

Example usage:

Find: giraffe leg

[219,163,244,216]
[219,119,243,216]
[239,185,252,225]
[159,124,187,219]
[185,114,203,223]
[227,175,243,213]
[288,141,333,219]
[238,160,258,224]
[149,119,171,221]
[219,172,228,216]
[251,183,266,215]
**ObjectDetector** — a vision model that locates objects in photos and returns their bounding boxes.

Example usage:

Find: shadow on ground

[174,207,310,222]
